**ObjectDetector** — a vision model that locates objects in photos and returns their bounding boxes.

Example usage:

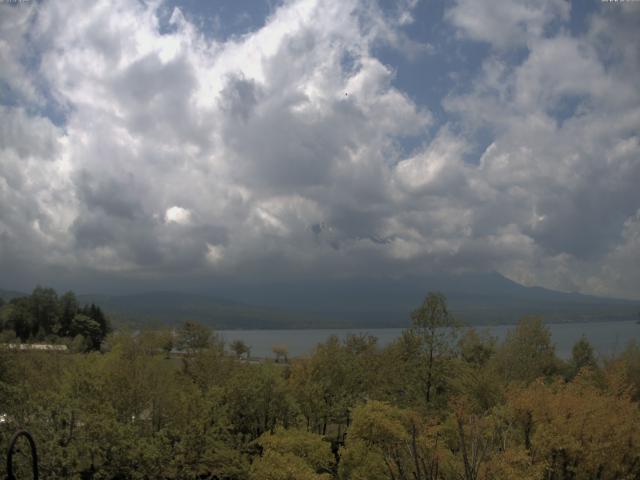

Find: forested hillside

[2,294,640,479]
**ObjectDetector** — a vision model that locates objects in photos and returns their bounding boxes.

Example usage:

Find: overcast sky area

[0,0,639,299]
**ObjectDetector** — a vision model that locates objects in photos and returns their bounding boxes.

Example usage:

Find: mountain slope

[0,289,27,302]
[3,273,639,328]
[77,292,327,329]
[201,272,639,326]
[81,272,640,328]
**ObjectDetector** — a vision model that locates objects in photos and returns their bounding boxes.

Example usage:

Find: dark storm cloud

[220,75,261,121]
[525,166,640,260]
[76,172,147,221]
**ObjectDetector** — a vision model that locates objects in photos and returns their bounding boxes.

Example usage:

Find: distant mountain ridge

[76,291,325,329]
[0,289,27,302]
[2,273,639,328]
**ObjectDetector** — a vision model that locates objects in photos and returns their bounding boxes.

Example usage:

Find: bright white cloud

[165,206,192,225]
[0,0,638,299]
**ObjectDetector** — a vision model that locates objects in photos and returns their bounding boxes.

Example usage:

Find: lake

[219,320,640,359]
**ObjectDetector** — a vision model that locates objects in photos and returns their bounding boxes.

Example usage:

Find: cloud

[0,0,638,300]
[446,0,569,50]
[441,0,640,296]
[165,206,192,225]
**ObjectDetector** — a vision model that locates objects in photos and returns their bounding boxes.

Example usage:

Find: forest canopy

[0,286,111,351]
[2,292,640,479]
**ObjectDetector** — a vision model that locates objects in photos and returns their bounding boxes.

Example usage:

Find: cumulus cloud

[442,0,640,297]
[446,0,569,50]
[165,206,192,225]
[0,0,638,299]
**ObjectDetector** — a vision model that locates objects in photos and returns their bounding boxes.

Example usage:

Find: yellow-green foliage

[2,312,640,480]
[250,451,330,480]
[251,428,333,479]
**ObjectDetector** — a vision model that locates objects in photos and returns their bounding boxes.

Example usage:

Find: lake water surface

[219,320,640,359]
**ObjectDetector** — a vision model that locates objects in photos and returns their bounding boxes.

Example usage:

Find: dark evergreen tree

[0,287,108,347]
[70,314,103,351]
[58,291,79,336]
[30,286,59,336]
[7,298,34,341]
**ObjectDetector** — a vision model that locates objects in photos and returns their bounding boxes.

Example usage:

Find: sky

[0,0,639,299]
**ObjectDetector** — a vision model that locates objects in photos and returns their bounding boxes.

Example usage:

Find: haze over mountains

[3,272,638,329]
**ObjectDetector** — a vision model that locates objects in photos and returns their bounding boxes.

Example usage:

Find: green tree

[231,339,251,359]
[289,335,372,436]
[250,451,330,480]
[339,401,446,480]
[181,343,230,392]
[79,303,111,338]
[458,329,496,367]
[58,291,79,336]
[408,292,459,405]
[177,320,215,351]
[70,314,103,351]
[253,427,334,478]
[0,329,17,343]
[6,299,34,342]
[156,328,175,358]
[30,286,59,336]
[494,316,558,383]
[224,363,297,441]
[570,336,596,374]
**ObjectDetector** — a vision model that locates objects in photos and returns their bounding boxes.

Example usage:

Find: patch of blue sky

[461,126,493,166]
[339,49,360,76]
[1,81,68,127]
[2,14,69,127]
[0,80,20,108]
[370,0,492,159]
[548,94,591,128]
[37,95,70,127]
[24,58,70,127]
[158,0,283,41]
[567,0,602,36]
[375,0,598,164]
